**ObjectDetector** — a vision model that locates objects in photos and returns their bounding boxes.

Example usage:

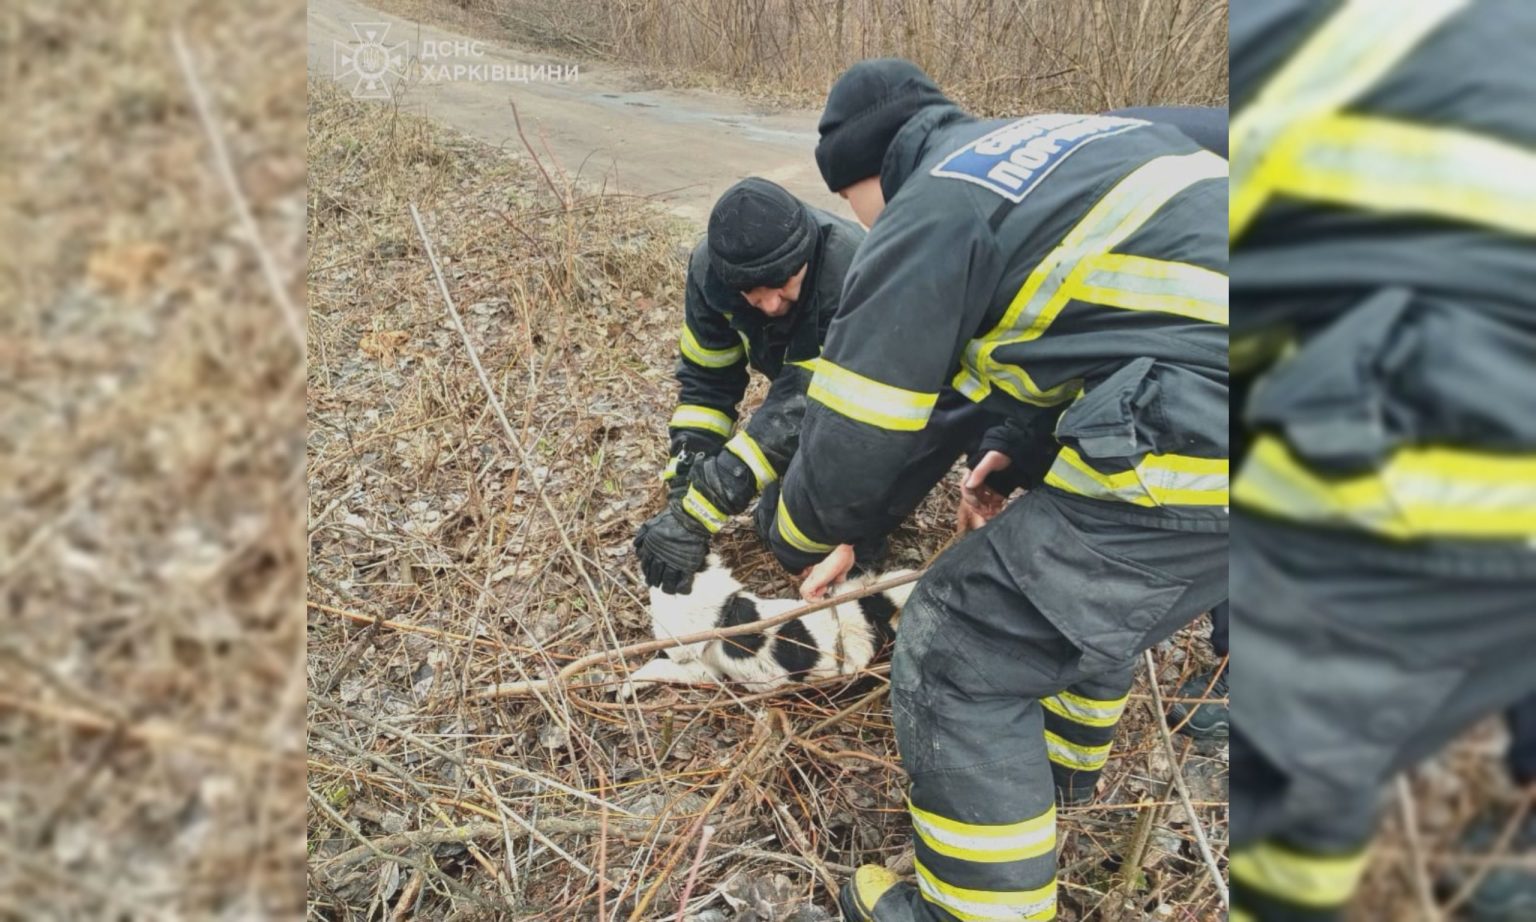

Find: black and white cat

[620,554,917,698]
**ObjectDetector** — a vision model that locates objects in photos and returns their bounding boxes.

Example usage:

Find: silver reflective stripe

[682,487,728,534]
[1233,436,1536,539]
[1044,731,1110,771]
[969,152,1226,404]
[669,405,733,438]
[1045,447,1229,508]
[807,360,937,432]
[1230,0,1469,235]
[909,804,1054,863]
[1044,691,1128,727]
[680,325,744,368]
[724,432,777,490]
[1005,152,1225,337]
[1075,256,1228,325]
[914,860,1056,922]
[1282,116,1536,236]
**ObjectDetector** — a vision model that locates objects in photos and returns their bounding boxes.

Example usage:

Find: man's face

[742,264,808,318]
[838,177,886,228]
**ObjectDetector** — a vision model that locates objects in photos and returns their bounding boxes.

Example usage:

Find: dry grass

[1354,722,1535,922]
[0,0,307,916]
[377,0,1228,114]
[304,76,1228,919]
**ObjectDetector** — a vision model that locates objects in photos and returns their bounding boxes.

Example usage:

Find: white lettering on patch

[931,114,1146,202]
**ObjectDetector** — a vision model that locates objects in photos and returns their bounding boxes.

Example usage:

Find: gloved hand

[633,504,711,593]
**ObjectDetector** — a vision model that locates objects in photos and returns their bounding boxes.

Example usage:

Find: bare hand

[799,544,856,601]
[957,450,1012,533]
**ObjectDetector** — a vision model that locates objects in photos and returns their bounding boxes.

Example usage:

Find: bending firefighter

[761,60,1229,921]
[1228,2,1536,920]
[634,177,986,594]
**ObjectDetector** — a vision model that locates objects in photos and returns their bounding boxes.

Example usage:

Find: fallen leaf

[87,242,169,294]
[359,330,410,367]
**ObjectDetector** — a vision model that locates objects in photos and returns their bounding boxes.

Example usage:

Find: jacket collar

[880,103,971,202]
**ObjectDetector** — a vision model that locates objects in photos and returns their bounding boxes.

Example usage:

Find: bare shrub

[436,0,1228,113]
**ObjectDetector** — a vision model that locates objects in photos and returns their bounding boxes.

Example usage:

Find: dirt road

[307,0,845,223]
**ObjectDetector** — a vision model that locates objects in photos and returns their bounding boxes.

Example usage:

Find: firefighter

[1228,2,1536,920]
[633,177,988,595]
[761,59,1229,921]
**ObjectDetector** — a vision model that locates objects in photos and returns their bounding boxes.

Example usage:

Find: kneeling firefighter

[634,177,988,594]
[762,60,1229,921]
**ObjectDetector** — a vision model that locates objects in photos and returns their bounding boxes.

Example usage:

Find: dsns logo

[334,23,408,100]
[930,114,1144,202]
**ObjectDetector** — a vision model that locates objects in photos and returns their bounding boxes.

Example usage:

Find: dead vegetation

[304,77,1230,920]
[0,0,307,916]
[376,0,1229,114]
[1356,724,1536,922]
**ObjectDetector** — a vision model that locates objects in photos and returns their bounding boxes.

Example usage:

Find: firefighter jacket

[768,104,1230,571]
[1229,0,1536,551]
[665,207,867,532]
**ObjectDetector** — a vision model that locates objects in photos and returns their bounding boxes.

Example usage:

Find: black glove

[633,504,711,593]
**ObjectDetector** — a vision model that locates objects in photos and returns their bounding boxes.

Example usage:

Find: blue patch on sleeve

[930,114,1146,203]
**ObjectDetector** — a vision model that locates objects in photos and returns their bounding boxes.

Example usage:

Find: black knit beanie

[815,58,952,192]
[707,178,817,291]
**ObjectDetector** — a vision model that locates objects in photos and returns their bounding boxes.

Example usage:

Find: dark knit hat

[707,178,817,291]
[815,58,951,192]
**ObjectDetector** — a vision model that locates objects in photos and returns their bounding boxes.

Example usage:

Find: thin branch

[475,570,923,699]
[171,30,305,352]
[1396,776,1443,922]
[409,203,605,611]
[0,691,293,765]
[1142,650,1228,909]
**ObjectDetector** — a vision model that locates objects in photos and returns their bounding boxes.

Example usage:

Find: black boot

[1167,668,1229,740]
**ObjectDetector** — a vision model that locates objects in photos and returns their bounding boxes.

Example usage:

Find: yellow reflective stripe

[1234,435,1536,539]
[1044,446,1229,508]
[661,455,681,482]
[914,858,1055,922]
[962,150,1226,405]
[680,325,745,368]
[724,432,777,490]
[776,495,833,554]
[909,801,1054,864]
[1268,115,1536,237]
[681,485,728,534]
[1069,254,1227,326]
[1041,690,1129,729]
[668,405,733,438]
[1230,0,1468,238]
[1230,843,1370,909]
[1043,730,1112,772]
[952,367,990,402]
[807,360,938,432]
[1230,327,1295,375]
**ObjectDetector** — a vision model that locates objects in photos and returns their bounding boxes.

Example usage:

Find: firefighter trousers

[1229,512,1536,922]
[876,487,1227,922]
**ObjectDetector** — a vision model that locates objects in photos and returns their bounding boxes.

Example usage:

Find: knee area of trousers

[890,589,944,686]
